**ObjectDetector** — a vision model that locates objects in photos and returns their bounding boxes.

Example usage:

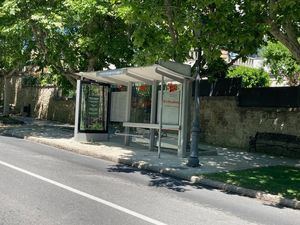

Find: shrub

[227,66,270,88]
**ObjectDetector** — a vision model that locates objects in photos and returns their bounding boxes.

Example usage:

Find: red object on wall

[168,83,177,92]
[139,85,147,92]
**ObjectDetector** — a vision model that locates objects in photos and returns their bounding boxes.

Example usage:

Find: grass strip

[204,166,300,200]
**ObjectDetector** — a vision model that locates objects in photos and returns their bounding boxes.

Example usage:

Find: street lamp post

[187,49,201,167]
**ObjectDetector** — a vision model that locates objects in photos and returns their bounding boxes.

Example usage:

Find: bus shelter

[74,61,193,157]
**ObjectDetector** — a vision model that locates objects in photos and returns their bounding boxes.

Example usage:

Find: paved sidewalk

[1,117,300,209]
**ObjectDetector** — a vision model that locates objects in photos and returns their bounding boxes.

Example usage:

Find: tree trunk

[87,56,97,72]
[269,25,300,63]
[164,0,180,61]
[62,73,77,87]
[3,76,10,116]
[2,70,16,116]
[266,5,300,63]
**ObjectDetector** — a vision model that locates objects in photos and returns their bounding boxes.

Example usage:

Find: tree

[1,0,135,73]
[261,0,300,62]
[261,41,300,86]
[0,0,69,114]
[192,0,300,63]
[113,0,268,71]
[64,0,134,71]
[114,0,300,68]
[0,0,35,115]
[112,0,192,64]
[0,0,135,114]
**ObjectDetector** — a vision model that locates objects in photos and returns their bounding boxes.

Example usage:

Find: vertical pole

[74,79,81,137]
[102,86,105,129]
[3,76,10,116]
[158,76,164,158]
[177,82,183,154]
[149,81,158,151]
[187,49,201,167]
[124,82,132,145]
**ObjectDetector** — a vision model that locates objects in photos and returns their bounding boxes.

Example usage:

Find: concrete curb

[1,131,299,210]
[117,159,300,210]
[189,177,300,210]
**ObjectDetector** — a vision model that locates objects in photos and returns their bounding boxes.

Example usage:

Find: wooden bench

[249,132,300,158]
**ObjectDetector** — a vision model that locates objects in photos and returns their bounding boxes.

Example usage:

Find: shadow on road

[107,164,200,193]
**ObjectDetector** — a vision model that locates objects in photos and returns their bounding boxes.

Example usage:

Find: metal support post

[149,81,158,151]
[74,79,81,137]
[187,51,201,167]
[178,78,189,157]
[158,76,164,158]
[124,82,132,145]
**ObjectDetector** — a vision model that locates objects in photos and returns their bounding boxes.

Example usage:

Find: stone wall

[0,76,75,124]
[0,76,22,113]
[47,98,75,124]
[200,96,300,149]
[15,86,75,124]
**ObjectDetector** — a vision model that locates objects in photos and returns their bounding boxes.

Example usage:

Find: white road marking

[0,160,167,225]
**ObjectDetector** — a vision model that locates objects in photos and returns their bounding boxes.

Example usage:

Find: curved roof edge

[78,62,193,85]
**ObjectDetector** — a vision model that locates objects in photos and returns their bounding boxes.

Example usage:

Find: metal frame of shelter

[74,61,193,157]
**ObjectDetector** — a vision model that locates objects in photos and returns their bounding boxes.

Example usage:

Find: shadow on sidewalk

[0,125,74,139]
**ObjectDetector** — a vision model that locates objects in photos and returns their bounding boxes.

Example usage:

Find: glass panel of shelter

[109,82,181,151]
[156,82,181,150]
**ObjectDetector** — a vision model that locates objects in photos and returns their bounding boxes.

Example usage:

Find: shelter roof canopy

[78,61,192,85]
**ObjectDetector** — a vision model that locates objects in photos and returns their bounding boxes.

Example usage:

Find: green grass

[205,166,300,200]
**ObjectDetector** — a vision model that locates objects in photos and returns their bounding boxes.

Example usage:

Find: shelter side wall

[200,96,300,149]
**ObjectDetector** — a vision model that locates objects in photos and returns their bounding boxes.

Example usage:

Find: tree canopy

[0,0,134,79]
[114,0,267,65]
[0,0,299,77]
[261,41,300,86]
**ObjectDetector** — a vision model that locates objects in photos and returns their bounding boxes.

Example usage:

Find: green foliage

[0,0,67,72]
[1,0,299,82]
[114,0,192,64]
[22,72,74,96]
[64,0,134,70]
[114,0,269,65]
[201,58,229,80]
[227,66,270,88]
[114,0,300,66]
[22,76,39,87]
[0,0,134,79]
[261,42,300,86]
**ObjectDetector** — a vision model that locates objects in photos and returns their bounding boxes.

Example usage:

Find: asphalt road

[0,136,299,225]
